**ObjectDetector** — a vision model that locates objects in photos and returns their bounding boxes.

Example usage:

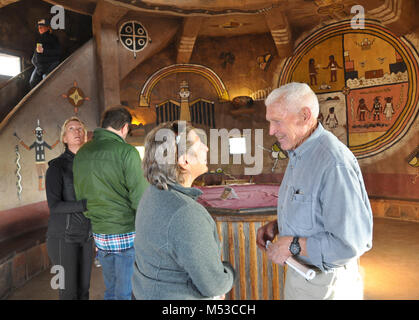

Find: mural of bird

[407,147,419,168]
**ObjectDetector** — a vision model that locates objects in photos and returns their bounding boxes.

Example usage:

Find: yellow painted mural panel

[349,132,384,146]
[291,36,345,94]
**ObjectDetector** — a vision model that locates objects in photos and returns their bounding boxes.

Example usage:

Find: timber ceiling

[1,0,418,59]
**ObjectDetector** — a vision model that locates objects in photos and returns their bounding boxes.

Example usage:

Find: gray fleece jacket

[132,182,236,300]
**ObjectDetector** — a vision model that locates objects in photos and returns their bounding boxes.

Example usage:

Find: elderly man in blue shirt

[257,82,373,300]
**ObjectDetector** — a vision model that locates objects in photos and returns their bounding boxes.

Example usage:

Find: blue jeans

[97,247,135,300]
[29,61,60,88]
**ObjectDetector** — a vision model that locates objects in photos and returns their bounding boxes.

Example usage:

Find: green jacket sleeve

[124,147,149,211]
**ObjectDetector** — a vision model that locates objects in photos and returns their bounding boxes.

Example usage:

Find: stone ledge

[370,198,419,222]
[0,228,50,299]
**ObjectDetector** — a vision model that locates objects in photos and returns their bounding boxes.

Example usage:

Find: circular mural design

[119,21,149,52]
[278,20,419,159]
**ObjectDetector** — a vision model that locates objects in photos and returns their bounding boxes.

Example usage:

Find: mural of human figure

[357,98,369,121]
[325,107,339,129]
[323,54,343,82]
[317,112,324,124]
[14,120,59,191]
[308,58,319,85]
[383,97,395,121]
[372,96,382,121]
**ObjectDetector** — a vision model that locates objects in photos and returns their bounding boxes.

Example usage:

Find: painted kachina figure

[317,111,324,124]
[325,107,339,129]
[357,98,369,121]
[13,120,59,191]
[308,58,319,85]
[383,96,395,121]
[323,54,343,82]
[179,80,191,122]
[372,96,382,121]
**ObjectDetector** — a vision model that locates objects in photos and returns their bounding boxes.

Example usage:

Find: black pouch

[64,212,92,243]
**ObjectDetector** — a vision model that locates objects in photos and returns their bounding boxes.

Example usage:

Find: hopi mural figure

[325,107,338,129]
[372,96,382,121]
[13,120,59,191]
[279,20,419,159]
[323,55,343,82]
[357,98,369,121]
[383,97,395,120]
[308,58,319,85]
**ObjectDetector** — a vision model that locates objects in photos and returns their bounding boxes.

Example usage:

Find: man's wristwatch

[289,236,301,256]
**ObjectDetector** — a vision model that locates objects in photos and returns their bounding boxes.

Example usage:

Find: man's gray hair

[265,82,319,119]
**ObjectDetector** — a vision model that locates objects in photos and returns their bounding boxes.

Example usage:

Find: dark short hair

[100,106,132,130]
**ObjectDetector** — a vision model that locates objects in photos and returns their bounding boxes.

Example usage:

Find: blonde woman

[45,117,93,300]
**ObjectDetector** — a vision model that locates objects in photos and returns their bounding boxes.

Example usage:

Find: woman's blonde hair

[60,116,88,147]
[142,121,201,190]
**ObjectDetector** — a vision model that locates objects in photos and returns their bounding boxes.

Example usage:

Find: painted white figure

[383,97,395,121]
[325,107,338,129]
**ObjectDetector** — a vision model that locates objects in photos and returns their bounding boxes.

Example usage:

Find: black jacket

[31,32,62,72]
[45,148,92,243]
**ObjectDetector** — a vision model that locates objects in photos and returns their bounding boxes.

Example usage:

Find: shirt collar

[167,181,203,200]
[288,122,324,159]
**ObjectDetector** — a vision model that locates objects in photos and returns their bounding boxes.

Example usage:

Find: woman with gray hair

[132,121,236,299]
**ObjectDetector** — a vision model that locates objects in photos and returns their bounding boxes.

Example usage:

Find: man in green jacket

[73,106,148,300]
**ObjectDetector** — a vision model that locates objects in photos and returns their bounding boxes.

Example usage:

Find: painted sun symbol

[62,81,90,114]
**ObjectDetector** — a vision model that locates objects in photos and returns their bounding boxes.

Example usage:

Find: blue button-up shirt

[277,123,373,271]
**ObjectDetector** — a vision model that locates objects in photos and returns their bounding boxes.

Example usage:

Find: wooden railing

[211,213,283,300]
[0,66,33,124]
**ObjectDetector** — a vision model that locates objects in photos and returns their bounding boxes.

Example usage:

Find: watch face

[290,238,301,255]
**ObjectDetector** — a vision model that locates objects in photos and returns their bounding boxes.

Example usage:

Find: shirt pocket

[286,191,313,231]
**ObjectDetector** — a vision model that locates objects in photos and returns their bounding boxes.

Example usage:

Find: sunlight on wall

[135,146,145,159]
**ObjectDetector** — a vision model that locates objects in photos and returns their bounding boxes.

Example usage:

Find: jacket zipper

[66,214,70,230]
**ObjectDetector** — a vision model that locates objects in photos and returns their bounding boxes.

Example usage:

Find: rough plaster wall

[121,33,282,175]
[0,39,100,211]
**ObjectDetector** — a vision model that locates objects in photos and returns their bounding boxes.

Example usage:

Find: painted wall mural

[61,81,90,114]
[119,20,150,58]
[278,20,419,159]
[155,80,216,128]
[13,120,59,191]
[139,64,229,108]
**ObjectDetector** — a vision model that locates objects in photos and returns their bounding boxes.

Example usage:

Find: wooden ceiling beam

[176,17,202,64]
[363,0,418,36]
[93,0,129,113]
[264,7,293,59]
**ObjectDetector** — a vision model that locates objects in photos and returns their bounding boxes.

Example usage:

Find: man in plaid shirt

[74,106,148,300]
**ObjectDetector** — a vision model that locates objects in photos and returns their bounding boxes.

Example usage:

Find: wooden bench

[0,201,50,299]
